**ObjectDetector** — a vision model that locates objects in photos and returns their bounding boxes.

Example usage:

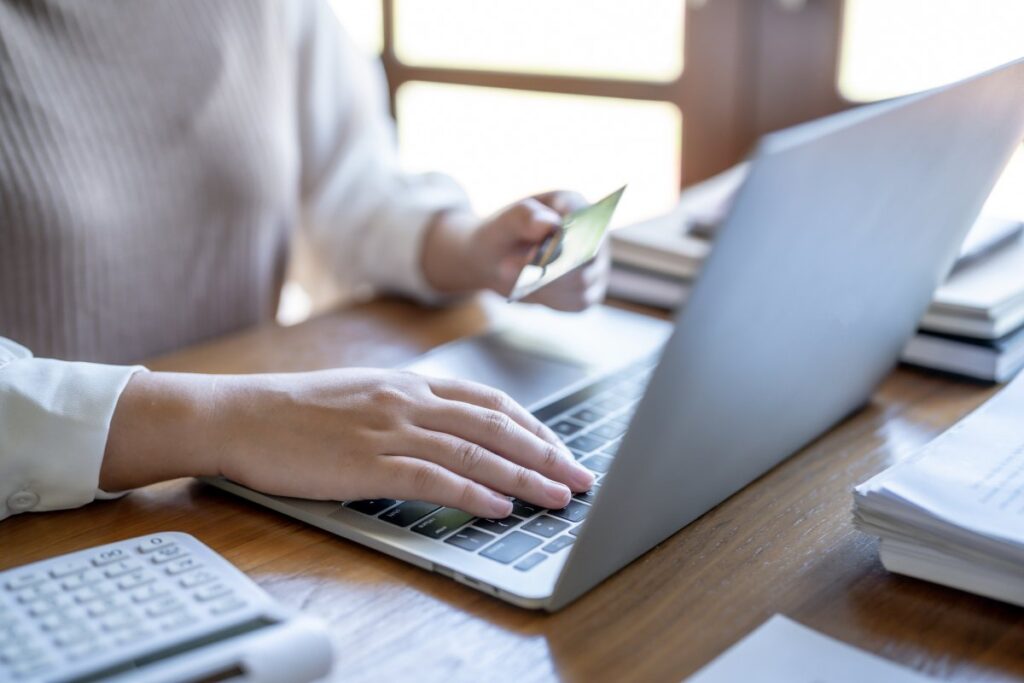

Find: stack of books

[853,373,1024,607]
[610,166,1024,382]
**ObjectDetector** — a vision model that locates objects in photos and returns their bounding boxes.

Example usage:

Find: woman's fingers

[427,377,567,452]
[417,397,594,493]
[401,428,573,510]
[374,455,514,518]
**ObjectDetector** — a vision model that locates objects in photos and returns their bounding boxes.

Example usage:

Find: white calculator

[0,532,333,683]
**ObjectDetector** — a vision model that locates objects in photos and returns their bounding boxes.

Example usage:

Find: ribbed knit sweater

[0,0,466,364]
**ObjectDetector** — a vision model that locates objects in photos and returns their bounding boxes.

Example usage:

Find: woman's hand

[101,369,595,518]
[421,191,610,311]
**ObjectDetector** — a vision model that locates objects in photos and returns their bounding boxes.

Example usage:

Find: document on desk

[853,371,1024,606]
[685,615,934,683]
[509,186,625,302]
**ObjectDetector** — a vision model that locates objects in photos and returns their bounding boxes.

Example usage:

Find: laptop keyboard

[341,359,656,572]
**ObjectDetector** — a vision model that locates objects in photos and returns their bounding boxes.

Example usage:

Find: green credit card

[509,185,626,302]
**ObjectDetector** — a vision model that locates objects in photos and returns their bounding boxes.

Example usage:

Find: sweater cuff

[1,352,146,520]
[365,173,473,305]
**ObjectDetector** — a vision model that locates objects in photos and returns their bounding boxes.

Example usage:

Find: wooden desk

[3,297,1022,682]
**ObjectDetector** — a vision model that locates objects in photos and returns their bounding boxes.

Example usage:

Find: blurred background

[283,0,1024,322]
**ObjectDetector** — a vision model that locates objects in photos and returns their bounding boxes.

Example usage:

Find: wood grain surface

[2,296,1022,682]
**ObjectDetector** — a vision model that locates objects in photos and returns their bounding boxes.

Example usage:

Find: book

[609,164,741,280]
[921,230,1024,340]
[607,263,689,310]
[853,372,1024,607]
[901,325,1024,383]
[610,163,1024,381]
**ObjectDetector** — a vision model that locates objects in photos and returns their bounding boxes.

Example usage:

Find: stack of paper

[853,372,1024,607]
[610,165,1024,382]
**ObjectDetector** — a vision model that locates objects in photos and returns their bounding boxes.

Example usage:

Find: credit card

[508,186,625,302]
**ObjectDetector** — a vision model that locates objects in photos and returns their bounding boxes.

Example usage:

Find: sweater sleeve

[292,0,473,304]
[0,337,145,521]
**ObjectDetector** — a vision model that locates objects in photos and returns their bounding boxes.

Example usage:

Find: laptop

[206,59,1024,611]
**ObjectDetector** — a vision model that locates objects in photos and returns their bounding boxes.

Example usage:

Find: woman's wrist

[421,210,490,294]
[100,371,226,491]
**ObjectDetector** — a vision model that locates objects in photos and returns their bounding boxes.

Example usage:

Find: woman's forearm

[100,372,224,491]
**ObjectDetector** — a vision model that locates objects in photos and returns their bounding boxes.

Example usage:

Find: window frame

[373,0,853,190]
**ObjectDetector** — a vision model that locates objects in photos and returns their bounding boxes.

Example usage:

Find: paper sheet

[685,615,934,683]
[856,371,1024,549]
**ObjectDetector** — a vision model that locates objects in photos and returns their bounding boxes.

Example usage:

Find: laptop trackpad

[404,332,590,409]
[402,304,671,410]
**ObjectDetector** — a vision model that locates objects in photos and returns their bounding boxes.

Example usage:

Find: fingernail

[544,480,572,507]
[570,465,595,490]
[489,496,513,518]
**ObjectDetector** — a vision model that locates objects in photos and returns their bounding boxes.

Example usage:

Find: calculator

[0,532,333,683]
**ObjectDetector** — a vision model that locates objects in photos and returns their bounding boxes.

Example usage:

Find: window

[839,0,1024,217]
[839,0,1024,102]
[331,0,687,224]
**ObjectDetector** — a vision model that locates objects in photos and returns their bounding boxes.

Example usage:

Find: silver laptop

[206,59,1024,611]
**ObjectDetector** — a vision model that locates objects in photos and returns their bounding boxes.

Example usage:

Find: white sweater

[0,0,469,520]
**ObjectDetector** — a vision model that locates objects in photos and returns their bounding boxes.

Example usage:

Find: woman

[0,1,603,522]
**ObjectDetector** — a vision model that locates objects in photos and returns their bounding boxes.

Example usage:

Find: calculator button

[136,536,175,554]
[11,660,53,680]
[130,584,170,604]
[117,571,155,591]
[115,630,151,647]
[48,560,90,579]
[91,548,128,566]
[40,613,77,632]
[4,572,45,591]
[103,560,141,578]
[158,612,193,632]
[144,596,184,618]
[66,642,105,662]
[100,610,139,632]
[53,627,94,648]
[16,582,59,603]
[0,644,43,664]
[209,597,246,615]
[164,557,202,575]
[149,545,187,564]
[85,595,128,617]
[61,569,103,591]
[27,594,74,615]
[72,583,116,604]
[193,583,231,602]
[179,571,216,589]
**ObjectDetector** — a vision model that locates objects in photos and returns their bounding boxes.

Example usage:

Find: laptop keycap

[590,422,626,440]
[445,528,495,551]
[345,499,397,515]
[379,501,440,527]
[480,532,542,564]
[521,516,570,538]
[582,455,613,473]
[550,500,590,523]
[570,408,603,423]
[514,553,548,572]
[473,516,522,535]
[574,487,600,504]
[511,499,542,518]
[566,434,604,454]
[549,420,584,438]
[411,508,474,539]
[543,536,575,553]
